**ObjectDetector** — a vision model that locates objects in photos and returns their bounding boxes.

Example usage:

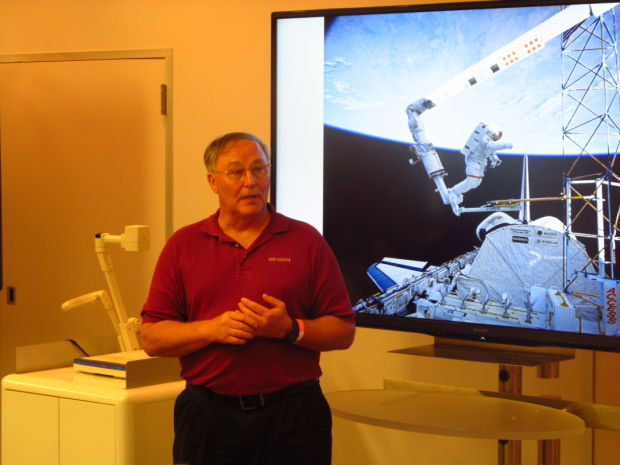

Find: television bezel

[270,0,620,353]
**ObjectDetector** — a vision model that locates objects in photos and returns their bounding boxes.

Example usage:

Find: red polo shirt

[141,208,354,395]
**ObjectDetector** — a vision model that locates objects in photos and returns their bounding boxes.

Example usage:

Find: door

[0,53,170,380]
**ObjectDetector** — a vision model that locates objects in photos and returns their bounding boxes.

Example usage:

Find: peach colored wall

[0,1,618,464]
[0,0,437,229]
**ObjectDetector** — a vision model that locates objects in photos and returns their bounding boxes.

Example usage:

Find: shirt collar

[201,203,289,240]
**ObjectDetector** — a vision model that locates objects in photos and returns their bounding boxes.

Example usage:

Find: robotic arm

[405,3,615,215]
[62,225,150,352]
[407,100,514,214]
[406,98,451,206]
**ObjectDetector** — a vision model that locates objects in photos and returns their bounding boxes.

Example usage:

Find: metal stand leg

[538,437,561,465]
[537,362,562,465]
[498,365,522,465]
[498,440,522,465]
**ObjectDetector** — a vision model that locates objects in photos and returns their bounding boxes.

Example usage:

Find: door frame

[0,49,174,239]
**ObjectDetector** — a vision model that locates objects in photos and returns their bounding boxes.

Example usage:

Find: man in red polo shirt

[140,132,355,465]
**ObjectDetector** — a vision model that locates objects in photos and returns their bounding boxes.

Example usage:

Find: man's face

[207,139,271,220]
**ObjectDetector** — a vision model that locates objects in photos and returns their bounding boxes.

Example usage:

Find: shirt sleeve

[309,234,356,324]
[141,235,187,324]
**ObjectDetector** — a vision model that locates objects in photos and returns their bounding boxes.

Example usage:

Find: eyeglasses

[212,163,270,183]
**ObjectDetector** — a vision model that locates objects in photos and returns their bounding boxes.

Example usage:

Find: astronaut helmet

[484,123,504,141]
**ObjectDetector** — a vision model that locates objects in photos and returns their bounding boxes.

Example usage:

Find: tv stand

[390,337,575,366]
[391,337,576,465]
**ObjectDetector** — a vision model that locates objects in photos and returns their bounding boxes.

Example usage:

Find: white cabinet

[1,367,184,465]
[59,398,116,465]
[2,390,58,465]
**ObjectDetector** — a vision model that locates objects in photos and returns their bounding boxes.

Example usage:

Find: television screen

[271,0,620,352]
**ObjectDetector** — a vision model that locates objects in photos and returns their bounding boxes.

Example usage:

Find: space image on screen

[272,0,620,352]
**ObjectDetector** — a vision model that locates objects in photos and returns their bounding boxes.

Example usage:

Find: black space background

[323,126,610,303]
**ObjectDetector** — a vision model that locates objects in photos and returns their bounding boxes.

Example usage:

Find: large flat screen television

[271,0,620,352]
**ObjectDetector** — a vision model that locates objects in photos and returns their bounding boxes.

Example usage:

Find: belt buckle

[239,394,265,410]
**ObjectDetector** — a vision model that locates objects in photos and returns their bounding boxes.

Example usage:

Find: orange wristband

[293,319,305,344]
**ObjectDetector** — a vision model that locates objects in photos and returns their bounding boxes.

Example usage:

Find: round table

[325,390,585,440]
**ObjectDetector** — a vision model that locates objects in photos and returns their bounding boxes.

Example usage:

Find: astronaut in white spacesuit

[448,122,513,208]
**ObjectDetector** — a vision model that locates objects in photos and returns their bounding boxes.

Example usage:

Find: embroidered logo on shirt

[268,257,291,263]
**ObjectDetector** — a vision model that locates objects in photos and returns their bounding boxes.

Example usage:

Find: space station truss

[562,5,620,285]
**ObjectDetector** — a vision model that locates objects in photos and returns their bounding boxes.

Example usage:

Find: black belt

[186,379,319,411]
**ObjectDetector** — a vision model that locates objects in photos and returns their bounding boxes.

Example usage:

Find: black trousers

[173,380,332,465]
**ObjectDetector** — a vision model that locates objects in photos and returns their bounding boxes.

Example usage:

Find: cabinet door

[133,400,176,465]
[59,398,115,465]
[2,390,59,465]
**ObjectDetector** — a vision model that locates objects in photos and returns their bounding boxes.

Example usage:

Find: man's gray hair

[203,132,270,171]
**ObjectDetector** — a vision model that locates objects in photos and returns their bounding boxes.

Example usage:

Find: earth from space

[324,4,619,156]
